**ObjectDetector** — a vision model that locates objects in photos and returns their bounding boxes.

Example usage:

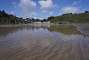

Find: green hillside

[48,11,89,23]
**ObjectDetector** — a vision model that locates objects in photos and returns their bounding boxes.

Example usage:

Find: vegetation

[0,10,89,25]
[48,11,89,23]
[48,25,81,34]
[0,10,17,24]
[0,10,48,24]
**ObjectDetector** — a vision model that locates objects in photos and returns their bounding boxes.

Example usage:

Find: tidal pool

[0,24,89,60]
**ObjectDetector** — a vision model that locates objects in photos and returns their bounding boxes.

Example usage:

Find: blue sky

[0,0,89,19]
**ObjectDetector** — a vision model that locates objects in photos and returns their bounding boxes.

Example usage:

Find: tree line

[0,10,48,24]
[0,10,89,24]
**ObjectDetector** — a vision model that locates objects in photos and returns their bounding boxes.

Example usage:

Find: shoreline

[0,23,89,36]
[0,23,51,27]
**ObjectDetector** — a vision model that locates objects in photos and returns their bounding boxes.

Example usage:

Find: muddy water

[0,25,89,60]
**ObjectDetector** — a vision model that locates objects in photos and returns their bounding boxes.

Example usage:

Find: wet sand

[0,24,89,60]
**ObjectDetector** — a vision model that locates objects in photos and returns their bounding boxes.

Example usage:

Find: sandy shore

[73,23,89,36]
[0,23,50,27]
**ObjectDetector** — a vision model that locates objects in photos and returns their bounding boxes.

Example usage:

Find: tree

[47,16,54,21]
[85,11,89,13]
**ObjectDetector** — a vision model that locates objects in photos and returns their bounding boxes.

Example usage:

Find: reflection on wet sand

[48,25,81,35]
[0,24,89,60]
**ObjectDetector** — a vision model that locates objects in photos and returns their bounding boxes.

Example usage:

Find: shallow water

[0,25,89,60]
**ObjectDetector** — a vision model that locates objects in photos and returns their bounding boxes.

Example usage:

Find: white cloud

[19,0,37,17]
[10,11,15,15]
[60,6,81,14]
[6,11,15,15]
[38,0,54,11]
[38,0,56,17]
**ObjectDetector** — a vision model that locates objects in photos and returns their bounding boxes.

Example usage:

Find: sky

[0,0,89,19]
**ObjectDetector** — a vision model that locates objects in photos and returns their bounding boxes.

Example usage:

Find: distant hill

[47,11,89,23]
